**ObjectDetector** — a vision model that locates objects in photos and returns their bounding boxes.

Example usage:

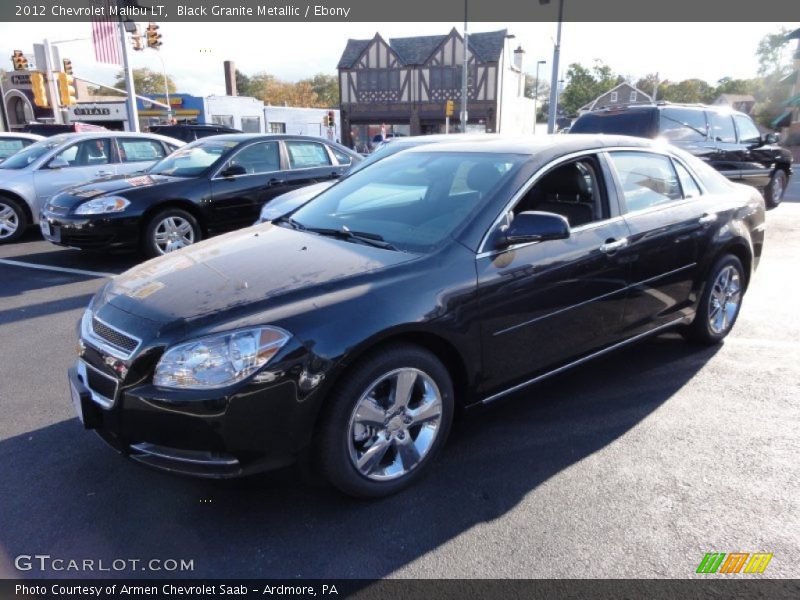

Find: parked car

[69,135,764,497]
[0,132,183,244]
[23,122,109,136]
[41,134,361,256]
[148,124,242,143]
[0,133,43,163]
[569,103,793,208]
[369,131,406,152]
[256,133,500,223]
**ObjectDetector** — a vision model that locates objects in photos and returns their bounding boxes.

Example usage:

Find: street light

[533,59,546,134]
[540,0,564,134]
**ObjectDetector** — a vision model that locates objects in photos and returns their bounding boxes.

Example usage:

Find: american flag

[91,0,121,65]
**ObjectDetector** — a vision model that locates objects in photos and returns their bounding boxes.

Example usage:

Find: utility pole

[41,39,63,124]
[533,59,546,134]
[118,22,139,131]
[544,0,564,134]
[460,0,468,133]
[653,72,659,102]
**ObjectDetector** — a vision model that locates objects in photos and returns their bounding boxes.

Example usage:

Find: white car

[0,133,44,163]
[0,132,183,243]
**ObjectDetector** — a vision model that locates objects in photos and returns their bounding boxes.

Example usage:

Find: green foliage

[235,70,338,108]
[114,68,176,95]
[559,61,624,116]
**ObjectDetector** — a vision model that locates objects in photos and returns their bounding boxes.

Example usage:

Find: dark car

[68,135,764,498]
[569,103,793,208]
[40,134,361,256]
[148,124,243,143]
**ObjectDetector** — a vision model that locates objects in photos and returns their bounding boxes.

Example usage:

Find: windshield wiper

[305,226,398,251]
[273,215,306,230]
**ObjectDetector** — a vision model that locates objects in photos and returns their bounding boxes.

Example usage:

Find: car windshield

[148,139,240,177]
[287,151,523,253]
[0,135,71,170]
[571,111,655,137]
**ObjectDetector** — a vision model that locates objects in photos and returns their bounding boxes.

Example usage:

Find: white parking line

[0,258,115,279]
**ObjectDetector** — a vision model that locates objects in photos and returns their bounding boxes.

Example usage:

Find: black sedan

[68,135,765,497]
[40,134,360,257]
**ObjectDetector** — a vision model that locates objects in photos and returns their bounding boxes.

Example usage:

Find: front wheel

[0,196,28,244]
[765,169,787,209]
[317,344,454,498]
[683,254,745,345]
[142,208,201,258]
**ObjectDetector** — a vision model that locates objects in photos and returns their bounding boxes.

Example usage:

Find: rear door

[705,111,742,181]
[733,113,773,188]
[208,140,284,231]
[282,140,346,193]
[114,137,168,176]
[606,150,713,335]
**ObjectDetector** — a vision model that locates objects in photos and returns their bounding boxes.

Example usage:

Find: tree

[114,67,176,95]
[558,61,622,116]
[303,73,339,107]
[756,28,792,77]
[235,69,253,97]
[659,79,715,104]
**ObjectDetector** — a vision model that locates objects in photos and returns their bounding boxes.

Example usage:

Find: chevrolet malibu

[69,135,765,498]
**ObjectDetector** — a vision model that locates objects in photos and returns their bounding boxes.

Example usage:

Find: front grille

[92,317,139,353]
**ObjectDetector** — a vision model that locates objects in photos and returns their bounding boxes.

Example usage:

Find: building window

[269,122,286,134]
[241,116,261,133]
[630,91,637,102]
[212,115,234,128]
[610,91,618,102]
[356,69,400,91]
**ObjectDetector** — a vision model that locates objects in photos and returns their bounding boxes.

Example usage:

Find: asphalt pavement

[0,178,798,579]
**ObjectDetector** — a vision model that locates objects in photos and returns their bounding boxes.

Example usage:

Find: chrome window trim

[284,140,333,170]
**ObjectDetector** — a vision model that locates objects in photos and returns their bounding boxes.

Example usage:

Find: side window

[659,108,707,142]
[53,139,110,167]
[225,142,280,175]
[331,147,353,166]
[673,160,702,198]
[116,139,166,163]
[241,116,261,133]
[513,158,606,228]
[285,141,331,169]
[269,122,286,134]
[709,113,736,143]
[733,114,761,144]
[608,151,682,212]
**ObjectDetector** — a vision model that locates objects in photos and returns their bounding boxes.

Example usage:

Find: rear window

[570,110,656,138]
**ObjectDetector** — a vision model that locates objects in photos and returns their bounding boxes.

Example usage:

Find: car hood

[50,173,186,205]
[101,223,416,327]
[258,181,334,221]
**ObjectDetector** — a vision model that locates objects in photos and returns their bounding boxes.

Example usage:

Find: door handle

[267,178,285,186]
[331,172,342,178]
[698,213,717,225]
[599,238,628,253]
[95,170,112,177]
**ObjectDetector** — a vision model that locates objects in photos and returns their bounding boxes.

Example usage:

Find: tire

[683,254,745,345]
[142,208,201,258]
[317,344,454,498]
[765,169,788,209]
[0,196,28,244]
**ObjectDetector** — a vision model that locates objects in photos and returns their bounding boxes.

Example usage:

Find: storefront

[67,102,128,130]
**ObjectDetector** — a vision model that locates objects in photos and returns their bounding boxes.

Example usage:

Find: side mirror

[763,132,779,145]
[221,164,247,178]
[495,211,570,249]
[48,157,70,170]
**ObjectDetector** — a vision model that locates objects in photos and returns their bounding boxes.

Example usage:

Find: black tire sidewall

[691,254,745,344]
[766,170,787,209]
[318,344,454,498]
[0,196,29,244]
[142,208,200,258]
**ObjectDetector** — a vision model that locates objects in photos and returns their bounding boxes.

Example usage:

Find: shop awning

[771,110,793,128]
[785,94,800,108]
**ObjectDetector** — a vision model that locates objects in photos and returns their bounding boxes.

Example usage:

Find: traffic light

[326,111,335,128]
[62,58,73,75]
[146,23,162,49]
[131,32,145,51]
[12,50,28,71]
[57,71,77,106]
[30,71,48,108]
[445,99,454,117]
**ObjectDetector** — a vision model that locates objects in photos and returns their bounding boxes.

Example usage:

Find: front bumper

[39,209,140,250]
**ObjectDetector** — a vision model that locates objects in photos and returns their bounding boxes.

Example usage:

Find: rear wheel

[0,196,28,244]
[683,254,745,345]
[317,344,454,498]
[765,169,787,209]
[142,208,201,257]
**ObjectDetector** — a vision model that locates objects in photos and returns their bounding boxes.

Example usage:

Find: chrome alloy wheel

[347,368,443,481]
[771,172,786,202]
[0,202,19,240]
[153,216,195,254]
[708,265,742,335]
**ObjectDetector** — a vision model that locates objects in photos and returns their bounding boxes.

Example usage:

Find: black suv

[570,103,793,207]
[148,124,242,142]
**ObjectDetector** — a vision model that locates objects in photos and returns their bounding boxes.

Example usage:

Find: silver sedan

[0,132,183,244]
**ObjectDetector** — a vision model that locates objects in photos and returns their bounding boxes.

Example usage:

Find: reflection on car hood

[102,223,415,326]
[52,173,184,204]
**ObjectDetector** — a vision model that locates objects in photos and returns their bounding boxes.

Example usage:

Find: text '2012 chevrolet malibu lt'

[69,135,765,498]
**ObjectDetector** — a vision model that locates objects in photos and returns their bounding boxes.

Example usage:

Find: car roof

[189,133,348,144]
[589,102,748,117]
[401,134,655,156]
[0,132,44,140]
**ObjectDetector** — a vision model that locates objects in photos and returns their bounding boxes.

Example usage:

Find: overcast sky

[0,21,796,96]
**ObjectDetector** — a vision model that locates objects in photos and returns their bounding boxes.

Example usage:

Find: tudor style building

[337,28,535,150]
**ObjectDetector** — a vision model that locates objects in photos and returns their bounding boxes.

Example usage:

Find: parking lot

[0,176,799,579]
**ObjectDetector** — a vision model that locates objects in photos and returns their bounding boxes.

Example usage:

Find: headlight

[153,327,290,389]
[75,196,130,215]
